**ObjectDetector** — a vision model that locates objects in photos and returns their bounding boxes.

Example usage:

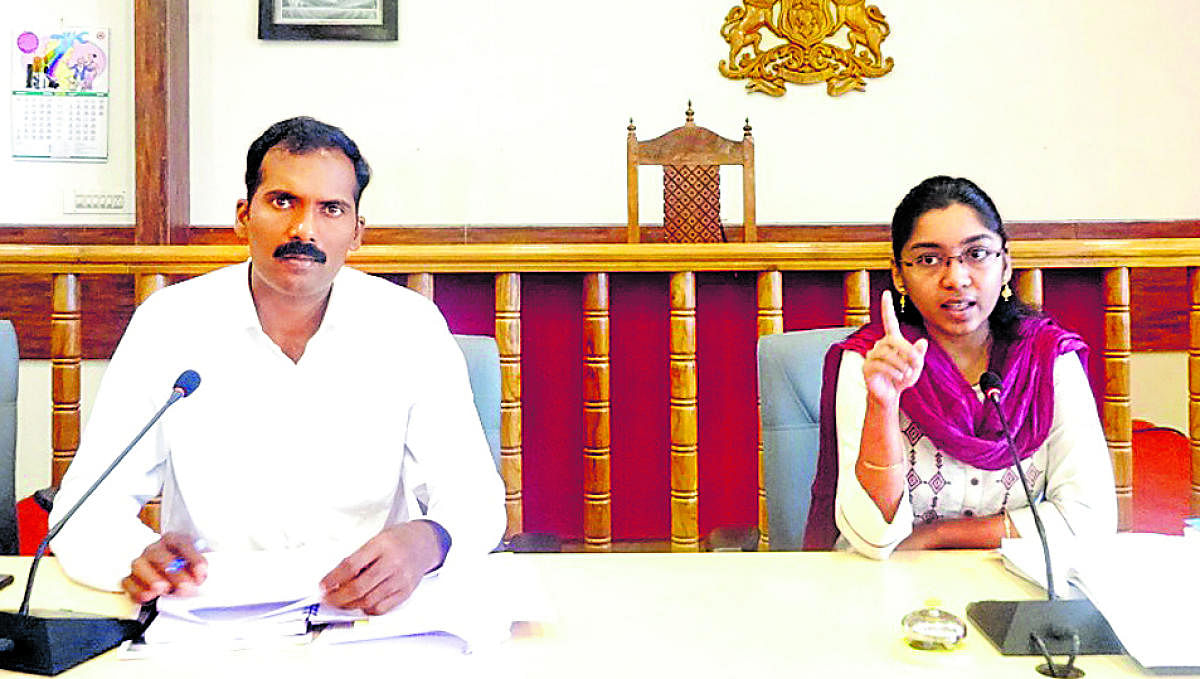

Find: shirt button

[970,478,980,486]
[963,509,974,517]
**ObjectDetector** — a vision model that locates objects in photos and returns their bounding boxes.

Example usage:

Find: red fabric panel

[520,274,584,538]
[781,271,864,330]
[433,273,495,336]
[609,274,671,540]
[696,273,758,534]
[1040,269,1106,406]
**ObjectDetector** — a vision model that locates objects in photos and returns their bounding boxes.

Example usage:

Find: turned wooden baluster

[583,273,612,551]
[1189,268,1200,517]
[844,270,870,327]
[50,274,81,489]
[135,274,169,531]
[755,271,782,550]
[1103,268,1132,530]
[1015,268,1043,310]
[669,272,699,551]
[495,273,523,538]
[407,273,434,300]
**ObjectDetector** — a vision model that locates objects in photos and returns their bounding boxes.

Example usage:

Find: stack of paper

[142,545,353,650]
[124,548,551,657]
[1068,534,1200,670]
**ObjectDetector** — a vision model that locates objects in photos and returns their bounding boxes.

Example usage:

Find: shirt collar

[236,259,354,335]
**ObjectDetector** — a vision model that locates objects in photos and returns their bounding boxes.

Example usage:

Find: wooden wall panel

[133,0,189,245]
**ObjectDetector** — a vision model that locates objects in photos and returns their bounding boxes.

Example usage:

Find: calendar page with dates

[11,27,110,161]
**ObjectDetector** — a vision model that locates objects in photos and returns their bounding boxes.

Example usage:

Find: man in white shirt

[50,117,505,614]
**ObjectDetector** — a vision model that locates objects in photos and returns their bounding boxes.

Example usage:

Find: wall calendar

[11,27,110,161]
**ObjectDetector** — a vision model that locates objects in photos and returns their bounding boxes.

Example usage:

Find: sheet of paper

[136,549,552,656]
[314,552,553,651]
[156,545,347,618]
[1068,533,1200,669]
[998,537,1077,598]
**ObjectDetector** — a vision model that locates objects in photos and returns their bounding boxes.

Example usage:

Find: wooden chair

[626,103,756,244]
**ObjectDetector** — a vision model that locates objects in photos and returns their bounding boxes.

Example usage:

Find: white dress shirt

[50,262,506,591]
[834,351,1117,559]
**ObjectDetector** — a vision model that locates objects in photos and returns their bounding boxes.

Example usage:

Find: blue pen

[164,538,209,574]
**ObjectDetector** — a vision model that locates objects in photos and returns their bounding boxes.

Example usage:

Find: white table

[0,551,1190,678]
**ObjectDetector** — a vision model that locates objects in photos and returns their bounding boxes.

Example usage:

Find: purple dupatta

[802,316,1089,550]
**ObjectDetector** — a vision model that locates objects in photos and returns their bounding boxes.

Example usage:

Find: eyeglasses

[900,246,1004,274]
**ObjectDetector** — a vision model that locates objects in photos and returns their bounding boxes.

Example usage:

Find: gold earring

[899,292,907,313]
[1001,284,1012,301]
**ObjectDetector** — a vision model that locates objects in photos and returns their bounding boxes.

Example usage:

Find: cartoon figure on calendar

[67,42,106,91]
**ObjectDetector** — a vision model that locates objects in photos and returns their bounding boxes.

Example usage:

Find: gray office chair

[452,334,558,552]
[0,321,20,555]
[453,334,502,470]
[757,327,855,551]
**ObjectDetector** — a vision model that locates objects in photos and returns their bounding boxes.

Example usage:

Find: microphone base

[0,609,143,675]
[967,599,1123,656]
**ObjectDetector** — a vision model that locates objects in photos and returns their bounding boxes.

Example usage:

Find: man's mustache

[273,240,327,264]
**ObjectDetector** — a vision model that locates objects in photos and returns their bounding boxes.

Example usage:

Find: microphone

[0,370,201,675]
[967,370,1122,671]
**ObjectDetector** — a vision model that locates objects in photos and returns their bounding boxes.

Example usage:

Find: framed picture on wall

[258,0,398,41]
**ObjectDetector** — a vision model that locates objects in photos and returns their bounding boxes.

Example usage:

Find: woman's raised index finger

[881,290,902,337]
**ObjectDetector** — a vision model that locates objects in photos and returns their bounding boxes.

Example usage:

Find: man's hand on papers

[319,520,447,615]
[123,531,209,603]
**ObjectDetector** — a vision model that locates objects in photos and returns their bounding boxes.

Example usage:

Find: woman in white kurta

[803,176,1116,558]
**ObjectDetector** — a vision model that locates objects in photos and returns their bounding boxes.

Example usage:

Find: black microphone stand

[0,372,198,675]
[966,372,1122,677]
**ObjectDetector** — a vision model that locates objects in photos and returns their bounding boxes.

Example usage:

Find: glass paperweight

[901,603,967,650]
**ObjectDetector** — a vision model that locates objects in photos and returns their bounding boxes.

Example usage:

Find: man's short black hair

[244,116,371,207]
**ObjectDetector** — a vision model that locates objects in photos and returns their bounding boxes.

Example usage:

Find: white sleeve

[401,312,506,566]
[48,302,168,592]
[832,352,914,560]
[1006,352,1118,541]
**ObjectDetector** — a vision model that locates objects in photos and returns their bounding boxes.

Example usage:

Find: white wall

[14,360,105,500]
[3,1,1199,227]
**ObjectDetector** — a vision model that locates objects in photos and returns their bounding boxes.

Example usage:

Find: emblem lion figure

[830,0,890,67]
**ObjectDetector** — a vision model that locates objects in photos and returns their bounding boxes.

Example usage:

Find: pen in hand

[164,538,209,574]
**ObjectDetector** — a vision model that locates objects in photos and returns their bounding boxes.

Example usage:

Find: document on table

[999,533,1200,669]
[124,548,551,657]
[1068,534,1200,670]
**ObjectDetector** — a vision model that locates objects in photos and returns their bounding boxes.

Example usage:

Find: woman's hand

[863,290,928,404]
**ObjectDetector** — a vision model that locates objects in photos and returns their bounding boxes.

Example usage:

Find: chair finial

[628,117,636,134]
[685,101,694,124]
[744,118,752,137]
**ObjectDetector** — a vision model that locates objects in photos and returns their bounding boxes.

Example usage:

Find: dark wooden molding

[5,220,1199,246]
[134,0,190,245]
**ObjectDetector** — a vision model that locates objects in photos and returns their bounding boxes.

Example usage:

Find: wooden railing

[4,239,1200,546]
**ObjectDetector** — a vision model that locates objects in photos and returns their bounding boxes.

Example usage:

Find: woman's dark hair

[890,175,1035,342]
[244,116,371,207]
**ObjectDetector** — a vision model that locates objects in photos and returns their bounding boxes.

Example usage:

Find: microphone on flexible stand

[0,370,201,675]
[967,370,1122,676]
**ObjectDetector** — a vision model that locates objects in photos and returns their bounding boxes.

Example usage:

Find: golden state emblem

[719,0,893,96]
